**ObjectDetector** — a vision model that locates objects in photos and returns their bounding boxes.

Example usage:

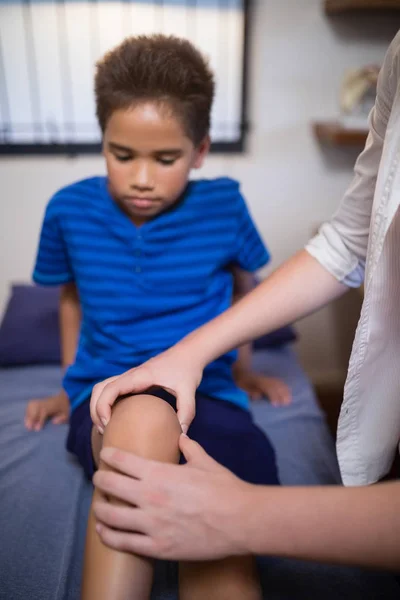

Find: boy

[28,35,288,600]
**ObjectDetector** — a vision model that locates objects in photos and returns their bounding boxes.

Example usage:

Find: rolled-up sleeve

[306,32,399,288]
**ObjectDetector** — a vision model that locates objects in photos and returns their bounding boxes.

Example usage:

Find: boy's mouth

[126,197,157,210]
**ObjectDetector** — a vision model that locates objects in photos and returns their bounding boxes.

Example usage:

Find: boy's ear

[193,135,211,169]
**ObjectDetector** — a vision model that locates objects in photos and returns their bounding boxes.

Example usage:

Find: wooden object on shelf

[313,121,368,146]
[325,0,400,14]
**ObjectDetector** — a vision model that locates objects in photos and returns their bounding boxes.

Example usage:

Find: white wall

[0,0,398,381]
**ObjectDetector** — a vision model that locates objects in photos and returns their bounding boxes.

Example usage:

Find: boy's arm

[25,282,81,430]
[59,281,81,369]
[231,267,291,405]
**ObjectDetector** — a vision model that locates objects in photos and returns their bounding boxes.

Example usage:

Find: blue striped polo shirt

[33,176,270,412]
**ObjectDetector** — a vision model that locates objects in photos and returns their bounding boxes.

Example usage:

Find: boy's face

[103,103,209,225]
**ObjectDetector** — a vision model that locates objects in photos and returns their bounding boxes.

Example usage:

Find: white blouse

[306,30,400,485]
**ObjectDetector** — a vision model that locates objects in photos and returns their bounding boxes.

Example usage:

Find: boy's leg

[179,557,262,600]
[81,394,181,600]
[178,393,274,600]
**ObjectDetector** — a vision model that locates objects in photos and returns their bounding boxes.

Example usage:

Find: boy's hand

[234,368,291,406]
[25,390,70,431]
[90,348,203,435]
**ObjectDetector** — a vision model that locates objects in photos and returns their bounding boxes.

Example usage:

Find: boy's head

[95,35,215,225]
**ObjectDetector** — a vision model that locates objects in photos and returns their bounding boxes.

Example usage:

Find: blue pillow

[0,284,61,366]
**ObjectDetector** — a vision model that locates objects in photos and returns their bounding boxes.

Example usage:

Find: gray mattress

[0,348,398,599]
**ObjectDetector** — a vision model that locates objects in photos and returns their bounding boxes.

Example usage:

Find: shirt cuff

[33,269,74,286]
[306,229,365,288]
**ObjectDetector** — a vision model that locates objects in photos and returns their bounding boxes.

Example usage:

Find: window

[0,0,250,154]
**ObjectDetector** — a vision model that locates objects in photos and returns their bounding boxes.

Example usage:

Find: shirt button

[135,266,141,273]
[134,250,141,257]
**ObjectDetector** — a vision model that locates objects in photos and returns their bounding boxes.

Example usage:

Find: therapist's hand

[91,346,203,434]
[93,434,254,560]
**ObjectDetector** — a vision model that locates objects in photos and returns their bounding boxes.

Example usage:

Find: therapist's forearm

[244,482,400,571]
[179,250,347,369]
[231,266,256,372]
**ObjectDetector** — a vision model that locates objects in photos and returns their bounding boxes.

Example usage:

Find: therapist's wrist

[172,334,210,373]
[237,485,284,557]
[228,482,266,556]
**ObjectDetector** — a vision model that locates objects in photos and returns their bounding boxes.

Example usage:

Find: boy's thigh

[188,394,280,486]
[67,399,96,480]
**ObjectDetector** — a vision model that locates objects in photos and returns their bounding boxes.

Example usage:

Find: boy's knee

[104,394,181,461]
[112,393,178,430]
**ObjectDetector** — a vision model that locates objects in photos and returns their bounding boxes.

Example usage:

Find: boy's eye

[158,157,177,166]
[115,154,132,162]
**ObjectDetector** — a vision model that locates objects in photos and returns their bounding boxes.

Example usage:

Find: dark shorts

[66,388,280,485]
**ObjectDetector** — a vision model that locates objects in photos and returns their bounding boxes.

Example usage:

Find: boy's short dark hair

[95,34,215,145]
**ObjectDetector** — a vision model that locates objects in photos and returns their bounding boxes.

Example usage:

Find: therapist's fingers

[93,500,149,534]
[99,447,150,480]
[96,368,157,430]
[175,386,196,434]
[90,376,118,431]
[93,470,142,506]
[96,523,157,557]
[178,434,222,472]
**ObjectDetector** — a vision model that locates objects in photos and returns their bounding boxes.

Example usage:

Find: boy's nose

[131,182,154,193]
[131,162,154,191]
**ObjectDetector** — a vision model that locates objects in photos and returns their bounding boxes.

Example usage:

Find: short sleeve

[232,192,270,272]
[33,199,74,286]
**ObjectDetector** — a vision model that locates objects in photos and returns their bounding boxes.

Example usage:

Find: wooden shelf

[313,121,368,146]
[325,0,400,14]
